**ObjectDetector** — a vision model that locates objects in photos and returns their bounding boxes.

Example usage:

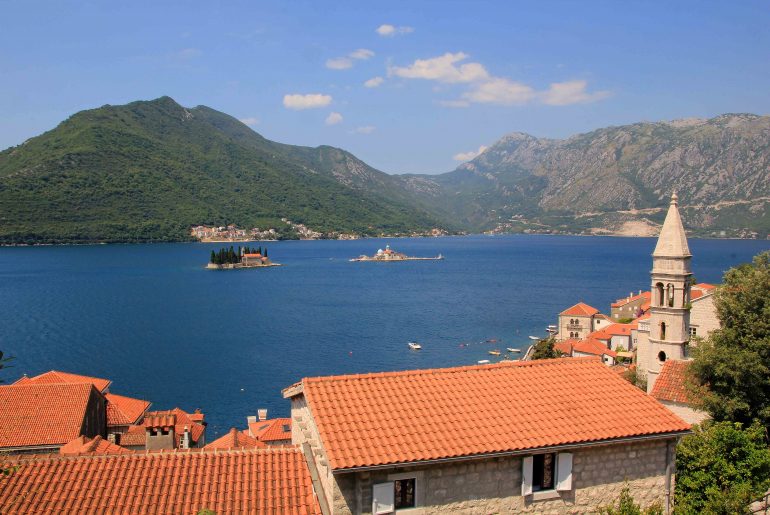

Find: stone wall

[660,401,708,426]
[330,439,674,514]
[690,294,719,338]
[291,394,336,511]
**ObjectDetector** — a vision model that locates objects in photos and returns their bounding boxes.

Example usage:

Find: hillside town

[191,221,448,242]
[2,192,766,513]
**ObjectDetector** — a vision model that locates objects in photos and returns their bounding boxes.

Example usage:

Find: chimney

[181,426,191,449]
[258,409,268,421]
[247,415,257,424]
[639,290,642,295]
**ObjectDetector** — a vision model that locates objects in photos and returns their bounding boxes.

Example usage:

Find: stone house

[283,357,690,514]
[557,302,601,341]
[611,291,651,321]
[650,360,708,426]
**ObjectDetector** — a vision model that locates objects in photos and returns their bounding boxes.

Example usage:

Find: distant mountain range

[0,97,768,244]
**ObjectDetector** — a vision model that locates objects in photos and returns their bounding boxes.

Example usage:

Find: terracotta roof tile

[651,360,695,404]
[289,358,689,470]
[204,428,265,450]
[560,302,600,317]
[611,291,651,308]
[0,383,98,449]
[60,435,132,455]
[554,339,578,356]
[13,370,111,393]
[0,447,321,514]
[106,393,151,426]
[117,425,147,447]
[694,283,716,291]
[249,418,293,442]
[572,339,617,358]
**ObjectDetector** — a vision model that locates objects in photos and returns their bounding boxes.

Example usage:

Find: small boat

[477,359,490,364]
[486,338,498,343]
[488,350,501,356]
[507,348,521,353]
[528,335,540,341]
[408,342,422,350]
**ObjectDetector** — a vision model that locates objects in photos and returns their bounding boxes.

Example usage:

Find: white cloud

[351,125,376,134]
[350,48,375,60]
[438,99,471,108]
[239,117,259,126]
[364,76,384,88]
[388,52,489,84]
[462,78,537,106]
[326,48,375,70]
[283,93,333,110]
[325,112,343,125]
[326,57,353,70]
[376,24,414,36]
[540,80,611,106]
[453,145,488,162]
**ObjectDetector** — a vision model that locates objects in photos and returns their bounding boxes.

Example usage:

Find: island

[206,246,282,269]
[349,244,444,262]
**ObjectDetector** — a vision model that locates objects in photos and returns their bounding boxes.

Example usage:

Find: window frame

[374,471,425,514]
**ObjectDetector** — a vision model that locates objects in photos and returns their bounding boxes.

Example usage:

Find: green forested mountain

[1,98,768,244]
[0,97,446,243]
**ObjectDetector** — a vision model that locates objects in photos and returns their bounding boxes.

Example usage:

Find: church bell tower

[646,192,692,391]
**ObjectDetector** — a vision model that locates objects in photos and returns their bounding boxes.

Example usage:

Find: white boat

[488,350,501,356]
[507,348,521,353]
[477,359,490,364]
[408,342,422,350]
[528,335,540,341]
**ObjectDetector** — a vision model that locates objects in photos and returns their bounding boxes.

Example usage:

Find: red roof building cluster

[286,357,690,471]
[0,448,321,514]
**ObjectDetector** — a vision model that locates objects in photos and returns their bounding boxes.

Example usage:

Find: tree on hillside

[689,251,770,426]
[674,421,770,514]
[530,337,563,360]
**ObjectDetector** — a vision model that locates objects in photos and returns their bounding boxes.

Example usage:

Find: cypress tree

[210,250,216,264]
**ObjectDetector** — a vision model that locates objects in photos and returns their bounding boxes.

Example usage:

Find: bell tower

[646,192,692,392]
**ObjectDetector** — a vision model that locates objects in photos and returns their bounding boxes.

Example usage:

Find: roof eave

[330,430,692,474]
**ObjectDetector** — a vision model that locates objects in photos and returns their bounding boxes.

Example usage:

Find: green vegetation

[599,485,663,515]
[0,97,447,244]
[674,421,770,514]
[530,337,563,360]
[689,251,770,426]
[209,245,267,265]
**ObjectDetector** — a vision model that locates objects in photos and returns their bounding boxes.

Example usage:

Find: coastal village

[191,222,448,242]
[0,192,755,514]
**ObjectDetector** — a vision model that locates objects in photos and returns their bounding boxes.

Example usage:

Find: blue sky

[1,0,769,173]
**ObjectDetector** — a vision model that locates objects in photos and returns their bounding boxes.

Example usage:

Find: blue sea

[0,235,767,438]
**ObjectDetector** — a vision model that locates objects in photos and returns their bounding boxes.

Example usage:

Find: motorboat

[477,359,490,364]
[507,348,521,353]
[408,342,422,350]
[488,350,501,356]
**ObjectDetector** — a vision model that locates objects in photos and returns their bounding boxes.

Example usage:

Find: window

[660,322,666,340]
[522,453,572,497]
[373,474,421,513]
[656,283,665,306]
[394,478,415,509]
[658,351,667,362]
[667,284,675,307]
[690,327,697,336]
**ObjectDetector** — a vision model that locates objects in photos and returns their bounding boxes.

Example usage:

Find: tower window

[660,322,666,340]
[658,351,667,362]
[656,283,665,306]
[667,284,675,307]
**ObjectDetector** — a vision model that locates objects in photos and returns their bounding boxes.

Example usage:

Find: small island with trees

[206,245,281,270]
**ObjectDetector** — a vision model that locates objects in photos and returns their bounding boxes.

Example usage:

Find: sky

[1,0,769,174]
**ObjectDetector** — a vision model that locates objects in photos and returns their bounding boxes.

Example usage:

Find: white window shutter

[521,456,533,496]
[556,452,573,491]
[373,482,395,514]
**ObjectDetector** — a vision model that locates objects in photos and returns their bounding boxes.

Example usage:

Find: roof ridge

[10,445,304,463]
[303,357,601,384]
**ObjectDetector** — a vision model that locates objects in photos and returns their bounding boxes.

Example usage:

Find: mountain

[0,97,447,244]
[406,114,770,238]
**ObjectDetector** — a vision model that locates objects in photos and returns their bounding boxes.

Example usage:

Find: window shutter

[556,452,573,491]
[521,456,533,496]
[373,482,395,514]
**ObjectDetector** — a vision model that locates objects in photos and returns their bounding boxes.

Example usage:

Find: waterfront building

[556,302,601,340]
[283,357,689,514]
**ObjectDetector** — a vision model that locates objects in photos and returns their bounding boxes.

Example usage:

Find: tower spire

[653,192,691,258]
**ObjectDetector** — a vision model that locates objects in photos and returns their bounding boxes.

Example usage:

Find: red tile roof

[287,358,689,470]
[60,435,132,455]
[560,302,600,317]
[0,448,321,514]
[694,283,716,291]
[118,425,147,447]
[13,370,111,393]
[0,383,99,449]
[204,428,265,450]
[106,393,151,426]
[554,339,578,356]
[611,291,651,308]
[602,323,634,336]
[651,360,696,404]
[572,338,617,358]
[249,418,293,442]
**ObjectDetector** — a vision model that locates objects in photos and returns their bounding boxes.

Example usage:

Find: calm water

[0,235,767,438]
